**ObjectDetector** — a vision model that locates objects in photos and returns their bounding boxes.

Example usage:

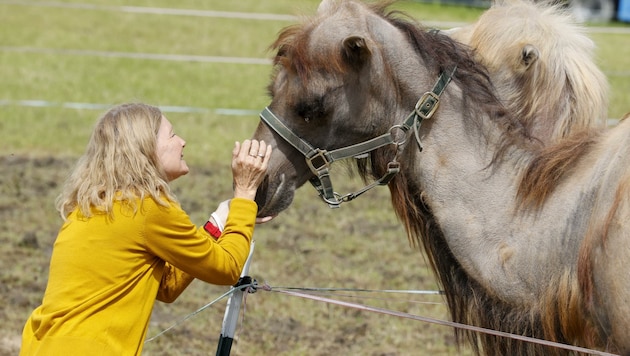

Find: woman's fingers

[232,139,272,200]
[247,140,259,158]
[235,140,268,160]
[255,215,276,224]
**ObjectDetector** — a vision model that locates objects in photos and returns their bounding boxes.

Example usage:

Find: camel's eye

[295,96,326,123]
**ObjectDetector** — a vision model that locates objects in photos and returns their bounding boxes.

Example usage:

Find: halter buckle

[306,149,331,174]
[415,91,440,120]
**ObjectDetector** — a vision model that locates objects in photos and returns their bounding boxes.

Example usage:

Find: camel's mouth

[256,173,294,217]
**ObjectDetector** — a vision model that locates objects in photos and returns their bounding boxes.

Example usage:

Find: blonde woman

[20,103,272,355]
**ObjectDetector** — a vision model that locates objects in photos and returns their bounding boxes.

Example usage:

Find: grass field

[1,1,628,355]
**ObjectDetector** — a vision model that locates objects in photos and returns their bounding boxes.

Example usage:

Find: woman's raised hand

[231,139,272,201]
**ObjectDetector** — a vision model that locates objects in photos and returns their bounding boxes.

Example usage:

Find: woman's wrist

[233,188,256,201]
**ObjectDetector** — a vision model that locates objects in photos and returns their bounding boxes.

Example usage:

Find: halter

[259,66,456,208]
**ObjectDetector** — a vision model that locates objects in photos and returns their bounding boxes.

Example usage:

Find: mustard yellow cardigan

[20,197,257,355]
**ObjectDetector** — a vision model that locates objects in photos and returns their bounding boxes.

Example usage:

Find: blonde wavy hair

[56,103,177,219]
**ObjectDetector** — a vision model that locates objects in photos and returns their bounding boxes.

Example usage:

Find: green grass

[0,6,288,57]
[0,54,272,106]
[590,32,630,119]
[1,1,628,355]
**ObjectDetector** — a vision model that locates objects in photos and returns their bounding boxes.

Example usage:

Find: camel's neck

[377,28,602,303]
[409,87,589,303]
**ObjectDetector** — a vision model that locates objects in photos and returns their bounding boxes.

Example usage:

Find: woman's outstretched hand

[231,139,272,201]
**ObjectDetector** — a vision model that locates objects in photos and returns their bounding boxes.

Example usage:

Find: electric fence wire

[144,282,256,344]
[146,281,619,355]
[144,282,444,343]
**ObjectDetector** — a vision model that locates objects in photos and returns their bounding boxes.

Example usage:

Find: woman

[20,103,272,355]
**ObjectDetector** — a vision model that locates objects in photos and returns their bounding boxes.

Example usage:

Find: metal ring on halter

[389,125,408,146]
[320,191,343,207]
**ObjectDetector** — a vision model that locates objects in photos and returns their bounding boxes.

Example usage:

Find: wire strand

[144,283,255,343]
[261,284,618,356]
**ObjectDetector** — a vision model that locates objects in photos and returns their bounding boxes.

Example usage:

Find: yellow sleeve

[156,263,195,303]
[144,198,257,290]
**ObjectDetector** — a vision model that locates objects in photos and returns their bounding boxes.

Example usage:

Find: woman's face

[156,116,189,181]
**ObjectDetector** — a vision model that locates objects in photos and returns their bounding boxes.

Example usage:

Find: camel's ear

[521,44,539,69]
[443,26,472,43]
[342,36,371,69]
[317,0,336,13]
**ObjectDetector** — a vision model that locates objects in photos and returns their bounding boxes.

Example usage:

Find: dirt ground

[0,155,72,355]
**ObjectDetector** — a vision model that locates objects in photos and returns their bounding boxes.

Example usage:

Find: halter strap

[259,67,457,208]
